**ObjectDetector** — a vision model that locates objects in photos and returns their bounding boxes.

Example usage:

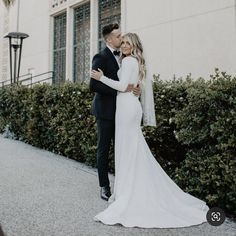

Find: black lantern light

[4,32,29,84]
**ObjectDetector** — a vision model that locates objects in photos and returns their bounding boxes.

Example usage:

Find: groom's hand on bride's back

[132,84,141,97]
[125,84,141,97]
[125,84,134,92]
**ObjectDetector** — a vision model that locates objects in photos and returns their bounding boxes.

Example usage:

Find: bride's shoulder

[122,56,138,65]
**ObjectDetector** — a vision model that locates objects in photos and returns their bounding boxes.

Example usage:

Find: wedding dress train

[94,56,209,228]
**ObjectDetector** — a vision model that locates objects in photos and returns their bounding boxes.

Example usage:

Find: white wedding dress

[94,56,209,228]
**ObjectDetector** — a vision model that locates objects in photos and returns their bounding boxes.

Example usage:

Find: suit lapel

[104,47,119,70]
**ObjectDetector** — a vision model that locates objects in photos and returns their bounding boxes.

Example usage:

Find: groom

[90,23,140,201]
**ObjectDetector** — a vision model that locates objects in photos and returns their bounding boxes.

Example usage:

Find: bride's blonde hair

[122,33,146,82]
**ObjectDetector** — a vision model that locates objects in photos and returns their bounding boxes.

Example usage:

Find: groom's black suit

[90,47,119,187]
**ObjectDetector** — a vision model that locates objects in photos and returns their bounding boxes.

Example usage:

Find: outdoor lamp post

[4,32,29,84]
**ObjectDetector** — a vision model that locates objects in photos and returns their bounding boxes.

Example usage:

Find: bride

[90,32,209,228]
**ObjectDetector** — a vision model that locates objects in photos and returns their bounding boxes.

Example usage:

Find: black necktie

[113,50,120,56]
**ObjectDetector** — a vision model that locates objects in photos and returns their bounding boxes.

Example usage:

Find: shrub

[173,69,236,216]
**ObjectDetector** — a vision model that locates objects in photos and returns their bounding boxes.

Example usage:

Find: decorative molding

[2,0,15,7]
[51,0,67,9]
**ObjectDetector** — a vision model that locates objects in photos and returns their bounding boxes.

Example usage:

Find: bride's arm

[92,57,135,92]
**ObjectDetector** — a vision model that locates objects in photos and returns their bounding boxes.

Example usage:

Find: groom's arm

[89,54,117,96]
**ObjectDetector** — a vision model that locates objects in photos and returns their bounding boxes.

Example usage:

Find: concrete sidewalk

[0,135,235,236]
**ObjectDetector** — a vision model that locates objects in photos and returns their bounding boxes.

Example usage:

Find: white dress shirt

[106,45,121,67]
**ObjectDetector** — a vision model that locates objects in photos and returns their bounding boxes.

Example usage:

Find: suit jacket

[89,47,119,120]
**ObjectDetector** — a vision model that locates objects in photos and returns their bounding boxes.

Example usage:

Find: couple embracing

[89,23,209,228]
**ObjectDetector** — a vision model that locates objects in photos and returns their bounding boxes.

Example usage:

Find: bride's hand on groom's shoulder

[91,68,104,80]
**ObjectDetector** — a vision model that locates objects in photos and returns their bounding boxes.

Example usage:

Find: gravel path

[0,135,235,236]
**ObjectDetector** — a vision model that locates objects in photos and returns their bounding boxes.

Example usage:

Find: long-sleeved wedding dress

[94,56,209,228]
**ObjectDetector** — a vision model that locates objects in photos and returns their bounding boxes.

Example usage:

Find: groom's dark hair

[102,23,119,39]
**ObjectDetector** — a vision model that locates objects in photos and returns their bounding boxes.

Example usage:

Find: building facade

[0,0,236,84]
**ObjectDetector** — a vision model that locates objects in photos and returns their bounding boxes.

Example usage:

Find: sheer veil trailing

[140,62,156,127]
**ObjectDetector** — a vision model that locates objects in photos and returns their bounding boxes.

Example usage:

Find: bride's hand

[91,68,104,81]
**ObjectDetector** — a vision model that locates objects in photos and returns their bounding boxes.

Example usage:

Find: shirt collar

[106,44,119,54]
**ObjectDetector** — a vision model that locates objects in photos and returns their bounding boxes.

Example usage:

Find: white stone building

[0,0,235,85]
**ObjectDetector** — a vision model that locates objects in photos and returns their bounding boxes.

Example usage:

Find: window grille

[98,0,121,51]
[53,13,67,84]
[73,2,90,82]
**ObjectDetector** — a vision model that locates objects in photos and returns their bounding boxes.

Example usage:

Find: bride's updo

[122,33,146,82]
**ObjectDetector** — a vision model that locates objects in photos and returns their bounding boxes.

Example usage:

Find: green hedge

[0,83,97,166]
[173,70,236,216]
[0,69,235,217]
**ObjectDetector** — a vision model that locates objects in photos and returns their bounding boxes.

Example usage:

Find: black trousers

[96,118,115,187]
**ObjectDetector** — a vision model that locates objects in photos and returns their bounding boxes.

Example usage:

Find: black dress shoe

[100,186,111,201]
